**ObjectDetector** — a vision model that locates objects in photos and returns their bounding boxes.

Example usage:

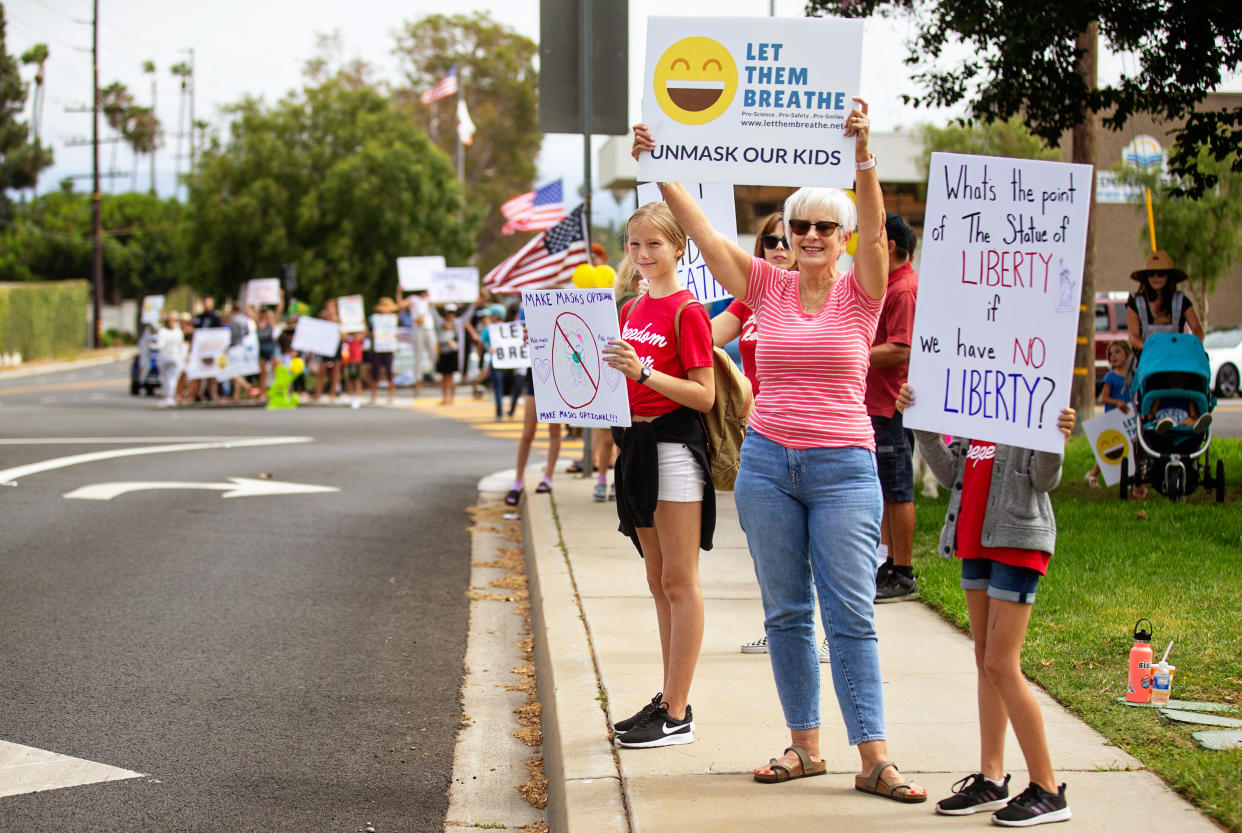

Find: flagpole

[578,1,595,479]
[457,79,466,225]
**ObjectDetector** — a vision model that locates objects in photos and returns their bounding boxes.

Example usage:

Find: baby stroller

[1120,333,1225,502]
[130,325,161,396]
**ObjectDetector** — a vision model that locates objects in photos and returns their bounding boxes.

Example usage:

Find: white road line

[0,740,143,798]
[64,477,339,501]
[0,436,314,485]
[0,437,282,444]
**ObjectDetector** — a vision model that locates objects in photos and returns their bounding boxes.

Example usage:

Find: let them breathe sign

[904,152,1093,454]
[638,16,862,188]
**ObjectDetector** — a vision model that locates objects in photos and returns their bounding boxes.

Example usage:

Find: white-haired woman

[631,99,926,801]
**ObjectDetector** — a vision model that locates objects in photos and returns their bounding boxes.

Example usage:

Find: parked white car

[1205,327,1242,398]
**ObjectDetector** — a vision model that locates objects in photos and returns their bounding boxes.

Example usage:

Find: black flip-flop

[504,489,521,506]
[536,481,552,494]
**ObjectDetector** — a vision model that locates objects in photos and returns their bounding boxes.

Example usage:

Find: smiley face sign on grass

[640,16,864,188]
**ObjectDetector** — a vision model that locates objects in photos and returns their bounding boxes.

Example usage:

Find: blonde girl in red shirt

[602,202,716,749]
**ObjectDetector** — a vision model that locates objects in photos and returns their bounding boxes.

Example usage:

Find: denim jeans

[734,429,885,744]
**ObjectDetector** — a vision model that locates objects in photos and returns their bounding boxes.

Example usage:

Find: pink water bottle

[1126,619,1154,704]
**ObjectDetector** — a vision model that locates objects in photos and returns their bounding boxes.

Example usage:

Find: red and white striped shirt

[744,257,882,450]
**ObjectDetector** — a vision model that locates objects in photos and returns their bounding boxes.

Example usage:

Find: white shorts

[657,442,705,503]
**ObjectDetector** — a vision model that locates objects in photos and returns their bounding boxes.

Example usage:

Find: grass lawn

[911,435,1242,832]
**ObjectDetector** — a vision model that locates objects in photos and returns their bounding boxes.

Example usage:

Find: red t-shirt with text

[622,291,713,417]
[725,299,759,396]
[956,441,1051,574]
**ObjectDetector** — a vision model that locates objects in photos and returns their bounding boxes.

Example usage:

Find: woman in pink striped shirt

[632,99,926,802]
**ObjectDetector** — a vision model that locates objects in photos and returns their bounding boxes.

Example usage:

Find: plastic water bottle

[1150,661,1176,707]
[1126,618,1154,704]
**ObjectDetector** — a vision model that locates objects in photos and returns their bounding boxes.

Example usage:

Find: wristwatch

[637,366,652,385]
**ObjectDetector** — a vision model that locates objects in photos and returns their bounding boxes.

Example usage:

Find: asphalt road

[0,360,512,832]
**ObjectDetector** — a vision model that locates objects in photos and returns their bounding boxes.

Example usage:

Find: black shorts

[343,362,362,382]
[368,351,394,376]
[871,412,914,503]
[436,351,459,375]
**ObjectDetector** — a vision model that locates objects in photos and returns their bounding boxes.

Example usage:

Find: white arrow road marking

[64,477,339,501]
[0,436,313,485]
[0,741,143,798]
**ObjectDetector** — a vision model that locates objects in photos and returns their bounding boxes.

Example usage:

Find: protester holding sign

[633,101,927,801]
[601,202,715,750]
[898,383,1076,826]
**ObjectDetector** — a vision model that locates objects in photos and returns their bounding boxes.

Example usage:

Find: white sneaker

[740,636,768,654]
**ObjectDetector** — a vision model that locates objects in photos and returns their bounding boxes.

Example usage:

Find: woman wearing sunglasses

[632,99,926,803]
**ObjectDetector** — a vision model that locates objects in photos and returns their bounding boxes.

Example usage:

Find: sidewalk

[522,472,1220,833]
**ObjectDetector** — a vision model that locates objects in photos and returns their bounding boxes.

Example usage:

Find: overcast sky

[7,0,1239,213]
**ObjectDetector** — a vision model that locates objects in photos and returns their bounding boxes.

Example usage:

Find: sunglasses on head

[761,234,789,250]
[787,219,842,236]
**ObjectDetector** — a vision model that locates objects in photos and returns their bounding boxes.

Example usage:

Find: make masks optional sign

[904,152,1093,454]
[638,16,863,188]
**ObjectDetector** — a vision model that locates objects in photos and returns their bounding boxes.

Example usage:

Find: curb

[523,491,630,833]
[0,350,132,381]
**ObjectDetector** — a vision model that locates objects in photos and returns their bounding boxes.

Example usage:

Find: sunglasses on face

[761,234,789,250]
[787,219,842,236]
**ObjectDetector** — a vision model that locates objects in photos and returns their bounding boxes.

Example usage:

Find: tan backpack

[622,297,755,491]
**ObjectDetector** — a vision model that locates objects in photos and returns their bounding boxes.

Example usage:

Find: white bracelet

[856,155,876,172]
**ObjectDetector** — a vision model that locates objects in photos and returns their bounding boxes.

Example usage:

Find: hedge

[0,281,90,360]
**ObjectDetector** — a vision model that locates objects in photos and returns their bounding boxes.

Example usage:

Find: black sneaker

[615,703,694,748]
[876,570,919,603]
[991,782,1071,827]
[612,691,662,733]
[936,773,1011,816]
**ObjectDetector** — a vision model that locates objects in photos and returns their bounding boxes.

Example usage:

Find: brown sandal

[753,744,828,783]
[854,760,927,803]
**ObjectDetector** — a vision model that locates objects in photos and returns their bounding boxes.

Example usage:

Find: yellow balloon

[290,357,305,376]
[844,189,858,257]
[572,263,595,288]
[594,265,616,288]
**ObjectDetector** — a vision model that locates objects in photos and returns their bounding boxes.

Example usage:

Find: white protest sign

[488,321,530,370]
[521,288,631,429]
[636,182,738,303]
[247,278,281,306]
[291,315,342,358]
[638,17,863,188]
[221,331,261,380]
[140,295,164,325]
[904,152,1092,454]
[1082,407,1138,486]
[429,267,480,304]
[396,256,446,291]
[337,294,366,332]
[371,313,398,353]
[186,327,231,380]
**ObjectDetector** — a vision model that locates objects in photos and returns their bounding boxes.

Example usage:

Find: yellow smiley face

[653,36,738,126]
[1096,429,1129,463]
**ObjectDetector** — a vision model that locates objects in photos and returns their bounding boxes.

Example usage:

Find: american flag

[420,65,459,104]
[484,204,588,293]
[500,180,567,235]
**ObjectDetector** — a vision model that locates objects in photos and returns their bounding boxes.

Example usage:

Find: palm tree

[170,61,192,195]
[100,81,133,192]
[20,43,49,196]
[142,60,157,195]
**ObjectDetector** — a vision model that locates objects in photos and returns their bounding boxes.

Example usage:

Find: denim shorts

[871,413,914,503]
[960,557,1041,604]
[657,442,705,502]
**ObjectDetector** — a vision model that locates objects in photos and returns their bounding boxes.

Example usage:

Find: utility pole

[187,48,196,169]
[90,0,103,348]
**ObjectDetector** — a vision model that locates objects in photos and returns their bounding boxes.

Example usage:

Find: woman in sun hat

[1125,249,1204,363]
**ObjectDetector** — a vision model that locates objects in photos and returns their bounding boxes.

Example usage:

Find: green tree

[816,1,1242,197]
[180,77,473,310]
[1114,150,1242,327]
[0,190,183,301]
[0,6,53,220]
[392,12,541,271]
[917,115,1061,182]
